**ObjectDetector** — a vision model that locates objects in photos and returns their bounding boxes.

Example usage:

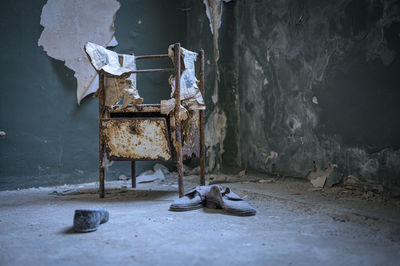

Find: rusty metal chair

[97,43,205,198]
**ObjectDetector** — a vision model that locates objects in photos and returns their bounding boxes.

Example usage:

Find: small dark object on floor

[169,185,256,216]
[73,208,109,233]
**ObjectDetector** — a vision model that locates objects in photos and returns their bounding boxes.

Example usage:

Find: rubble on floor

[1,178,400,265]
[238,169,246,177]
[310,176,326,188]
[137,169,165,183]
[44,167,390,205]
[306,161,341,188]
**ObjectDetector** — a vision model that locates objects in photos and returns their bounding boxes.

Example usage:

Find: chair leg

[131,161,136,188]
[99,167,105,198]
[99,133,105,198]
[200,158,205,185]
[200,109,205,186]
[198,49,205,186]
[173,43,184,198]
[98,72,105,198]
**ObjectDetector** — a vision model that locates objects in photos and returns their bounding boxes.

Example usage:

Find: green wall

[0,0,187,190]
[186,0,400,196]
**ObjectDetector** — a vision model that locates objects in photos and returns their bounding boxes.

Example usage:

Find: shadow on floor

[62,226,76,234]
[54,189,178,203]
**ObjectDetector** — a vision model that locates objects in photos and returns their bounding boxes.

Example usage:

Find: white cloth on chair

[84,42,143,107]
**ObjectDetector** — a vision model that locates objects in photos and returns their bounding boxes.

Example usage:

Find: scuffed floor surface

[0,176,400,265]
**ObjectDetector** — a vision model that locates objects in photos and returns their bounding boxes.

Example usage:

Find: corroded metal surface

[102,118,171,161]
[98,44,205,198]
[107,104,161,113]
[199,49,205,185]
[135,54,169,60]
[182,110,200,159]
[99,72,105,198]
[173,43,184,197]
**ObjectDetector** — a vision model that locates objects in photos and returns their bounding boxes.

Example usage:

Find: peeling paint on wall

[203,0,233,104]
[202,0,232,172]
[203,0,222,104]
[205,107,227,172]
[38,0,120,104]
[188,0,400,195]
[203,0,223,62]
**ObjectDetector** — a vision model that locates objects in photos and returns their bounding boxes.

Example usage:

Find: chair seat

[107,104,161,113]
[101,117,172,161]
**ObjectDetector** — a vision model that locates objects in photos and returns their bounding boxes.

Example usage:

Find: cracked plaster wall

[187,0,400,196]
[186,0,239,172]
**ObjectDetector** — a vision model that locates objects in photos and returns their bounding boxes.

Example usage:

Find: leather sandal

[169,186,205,211]
[73,208,109,233]
[205,186,256,216]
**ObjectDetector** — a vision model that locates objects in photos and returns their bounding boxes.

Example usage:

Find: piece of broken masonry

[169,185,256,216]
[73,208,109,233]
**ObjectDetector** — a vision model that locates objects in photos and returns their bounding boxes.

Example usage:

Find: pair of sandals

[73,186,255,233]
[169,185,256,216]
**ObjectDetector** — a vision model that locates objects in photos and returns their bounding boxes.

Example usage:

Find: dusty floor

[1,174,400,265]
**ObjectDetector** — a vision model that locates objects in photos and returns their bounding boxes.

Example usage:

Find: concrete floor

[1,176,400,265]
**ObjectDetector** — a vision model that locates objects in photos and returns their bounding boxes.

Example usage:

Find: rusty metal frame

[98,43,205,198]
[101,117,173,161]
[199,49,205,186]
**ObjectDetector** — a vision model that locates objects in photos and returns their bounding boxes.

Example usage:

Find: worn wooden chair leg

[131,161,136,188]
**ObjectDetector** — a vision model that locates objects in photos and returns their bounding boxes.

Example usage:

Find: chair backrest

[98,43,181,110]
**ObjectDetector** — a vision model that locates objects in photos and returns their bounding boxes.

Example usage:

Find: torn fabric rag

[84,42,143,107]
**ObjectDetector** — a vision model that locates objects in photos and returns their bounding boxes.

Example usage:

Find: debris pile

[136,169,166,184]
[306,162,386,200]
